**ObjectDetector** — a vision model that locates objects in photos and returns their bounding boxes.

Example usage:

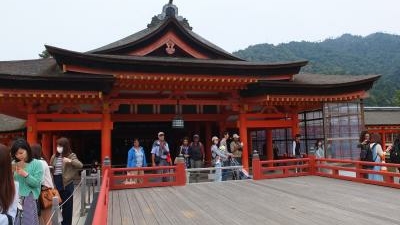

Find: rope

[45,179,83,225]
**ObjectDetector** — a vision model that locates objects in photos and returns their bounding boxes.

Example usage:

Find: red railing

[109,163,186,190]
[91,162,186,225]
[315,158,400,189]
[252,156,400,189]
[92,168,110,225]
[252,157,313,179]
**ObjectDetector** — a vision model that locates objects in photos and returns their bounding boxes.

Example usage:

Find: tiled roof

[0,114,25,132]
[0,58,58,76]
[293,73,380,85]
[364,107,400,126]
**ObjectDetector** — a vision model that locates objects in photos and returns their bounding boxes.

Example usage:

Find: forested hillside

[233,33,400,106]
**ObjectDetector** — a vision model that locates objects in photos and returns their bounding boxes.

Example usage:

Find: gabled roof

[88,10,242,60]
[46,45,307,76]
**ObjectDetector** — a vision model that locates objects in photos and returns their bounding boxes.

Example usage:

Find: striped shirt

[54,156,63,175]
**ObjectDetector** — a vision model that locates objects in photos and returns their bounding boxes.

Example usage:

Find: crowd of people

[0,137,82,225]
[125,131,244,183]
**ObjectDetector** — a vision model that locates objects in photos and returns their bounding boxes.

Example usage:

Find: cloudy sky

[1,0,399,60]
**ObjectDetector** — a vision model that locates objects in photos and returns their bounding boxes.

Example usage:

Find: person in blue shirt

[126,138,147,184]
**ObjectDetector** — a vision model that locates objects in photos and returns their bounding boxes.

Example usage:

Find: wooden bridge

[91,157,400,225]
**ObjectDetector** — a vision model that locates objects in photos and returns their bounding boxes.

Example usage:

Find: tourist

[178,137,191,168]
[151,132,171,182]
[211,136,233,181]
[230,134,243,179]
[314,139,324,159]
[368,133,385,181]
[387,133,400,173]
[126,138,147,184]
[31,143,55,225]
[188,134,205,182]
[358,130,371,177]
[220,131,230,152]
[50,137,83,225]
[0,144,19,225]
[272,141,279,160]
[292,134,302,172]
[11,138,44,225]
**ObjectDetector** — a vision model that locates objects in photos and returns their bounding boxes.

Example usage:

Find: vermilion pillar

[205,122,212,164]
[266,129,273,161]
[291,111,299,138]
[101,105,112,163]
[26,114,38,144]
[41,132,52,161]
[239,113,249,170]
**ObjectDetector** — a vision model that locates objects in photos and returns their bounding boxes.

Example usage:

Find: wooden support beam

[37,122,103,131]
[245,120,292,128]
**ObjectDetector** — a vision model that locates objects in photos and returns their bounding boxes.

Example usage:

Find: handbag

[39,187,62,209]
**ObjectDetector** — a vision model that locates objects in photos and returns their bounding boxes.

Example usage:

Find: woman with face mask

[50,137,83,225]
[11,139,44,225]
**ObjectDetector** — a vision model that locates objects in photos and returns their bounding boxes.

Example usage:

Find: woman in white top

[0,144,19,225]
[31,144,55,225]
[368,133,385,181]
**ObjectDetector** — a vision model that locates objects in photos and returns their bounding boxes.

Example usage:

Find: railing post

[355,161,362,179]
[174,154,186,186]
[103,156,112,189]
[95,170,101,193]
[80,170,87,216]
[51,196,60,225]
[309,155,316,175]
[252,150,261,180]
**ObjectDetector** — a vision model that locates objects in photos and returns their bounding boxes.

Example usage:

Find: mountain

[233,33,400,106]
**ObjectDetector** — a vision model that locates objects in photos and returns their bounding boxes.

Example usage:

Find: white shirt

[0,181,18,225]
[40,159,54,188]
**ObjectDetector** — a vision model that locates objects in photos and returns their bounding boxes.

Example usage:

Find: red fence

[92,168,110,225]
[91,162,186,225]
[252,156,400,189]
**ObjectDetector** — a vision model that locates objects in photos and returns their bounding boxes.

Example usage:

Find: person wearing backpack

[387,133,400,172]
[368,133,386,181]
[358,131,372,177]
[0,144,19,225]
[188,134,205,182]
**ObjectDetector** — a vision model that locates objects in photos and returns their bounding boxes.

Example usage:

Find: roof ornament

[147,1,192,30]
[157,1,182,20]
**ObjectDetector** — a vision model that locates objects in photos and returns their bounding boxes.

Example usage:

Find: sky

[1,0,399,61]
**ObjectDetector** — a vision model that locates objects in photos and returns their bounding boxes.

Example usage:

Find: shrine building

[0,2,380,168]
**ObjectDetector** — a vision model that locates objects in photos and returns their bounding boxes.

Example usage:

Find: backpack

[360,143,377,162]
[390,141,400,164]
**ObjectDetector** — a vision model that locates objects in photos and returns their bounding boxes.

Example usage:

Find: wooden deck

[107,176,400,225]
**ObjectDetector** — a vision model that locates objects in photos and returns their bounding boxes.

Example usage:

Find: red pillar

[291,111,299,137]
[26,113,38,144]
[41,132,52,161]
[239,113,249,170]
[381,131,386,149]
[205,122,212,165]
[101,105,112,163]
[266,129,273,161]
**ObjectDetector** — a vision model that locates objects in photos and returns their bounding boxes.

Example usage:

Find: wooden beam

[111,114,223,122]
[245,120,292,128]
[37,122,103,131]
[36,114,103,120]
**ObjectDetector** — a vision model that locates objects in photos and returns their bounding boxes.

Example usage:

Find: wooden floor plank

[108,177,400,225]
